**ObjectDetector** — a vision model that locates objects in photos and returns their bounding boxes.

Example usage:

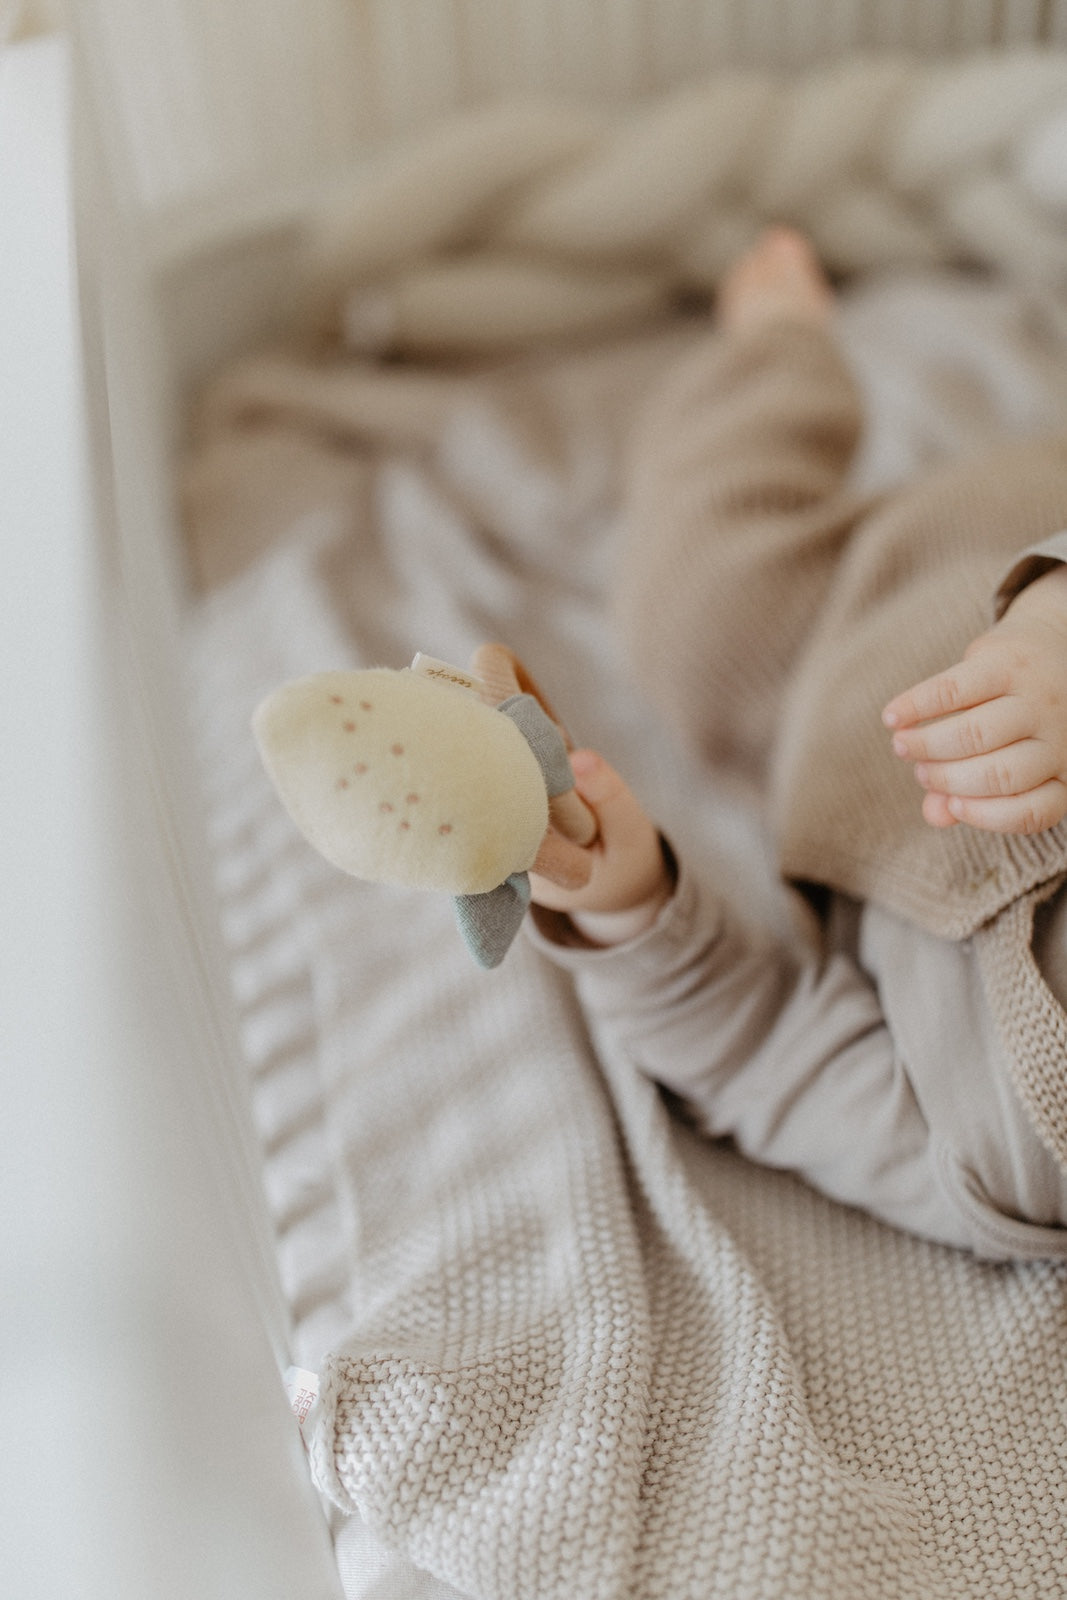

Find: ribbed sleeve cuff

[526,848,723,985]
[994,530,1067,618]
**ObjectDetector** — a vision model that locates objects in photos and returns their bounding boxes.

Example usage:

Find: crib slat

[954,0,1000,48]
[70,0,1065,223]
[864,0,915,51]
[995,0,1037,44]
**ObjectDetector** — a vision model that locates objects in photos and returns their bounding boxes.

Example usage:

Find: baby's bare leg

[717,227,836,333]
[616,229,865,783]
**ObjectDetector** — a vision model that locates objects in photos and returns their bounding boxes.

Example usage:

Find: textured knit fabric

[185,279,1067,1600]
[618,316,1067,941]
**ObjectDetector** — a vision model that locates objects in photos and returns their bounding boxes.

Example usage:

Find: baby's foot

[717,227,835,332]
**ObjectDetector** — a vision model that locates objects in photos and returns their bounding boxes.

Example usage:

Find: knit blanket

[185,271,1067,1599]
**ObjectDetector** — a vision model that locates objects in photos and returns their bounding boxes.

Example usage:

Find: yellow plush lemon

[252,668,548,895]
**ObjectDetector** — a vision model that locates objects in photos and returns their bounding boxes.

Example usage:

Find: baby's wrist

[569,886,673,948]
[568,844,677,948]
[1007,561,1067,624]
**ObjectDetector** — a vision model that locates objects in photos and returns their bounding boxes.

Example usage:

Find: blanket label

[283,1365,321,1444]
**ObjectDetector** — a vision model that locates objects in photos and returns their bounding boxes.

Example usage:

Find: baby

[529,230,1067,1260]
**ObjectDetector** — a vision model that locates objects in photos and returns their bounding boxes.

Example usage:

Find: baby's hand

[530,749,674,943]
[883,564,1067,835]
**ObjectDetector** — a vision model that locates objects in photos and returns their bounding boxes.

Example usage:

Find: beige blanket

[185,271,1067,1599]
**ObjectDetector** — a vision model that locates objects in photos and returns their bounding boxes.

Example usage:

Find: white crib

[1,31,346,1600]
[7,5,1067,1597]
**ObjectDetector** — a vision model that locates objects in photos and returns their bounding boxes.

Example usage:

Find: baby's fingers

[888,693,1029,766]
[912,738,1055,802]
[939,780,1067,835]
[920,791,960,829]
[883,650,1006,731]
[529,750,666,915]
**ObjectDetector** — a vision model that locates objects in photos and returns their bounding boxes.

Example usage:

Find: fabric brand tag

[410,652,484,698]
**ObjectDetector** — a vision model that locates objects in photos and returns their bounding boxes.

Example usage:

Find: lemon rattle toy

[253,644,597,967]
